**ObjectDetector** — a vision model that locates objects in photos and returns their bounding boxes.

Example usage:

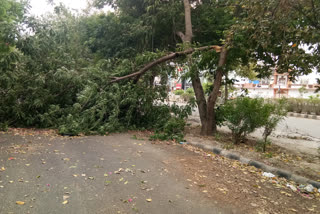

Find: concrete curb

[186,141,320,189]
[288,112,320,120]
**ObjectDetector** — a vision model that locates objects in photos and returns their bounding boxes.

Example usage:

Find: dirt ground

[143,133,320,214]
[185,124,320,182]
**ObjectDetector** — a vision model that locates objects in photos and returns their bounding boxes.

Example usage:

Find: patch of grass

[131,135,144,140]
[215,133,222,141]
[223,143,234,150]
[264,152,273,158]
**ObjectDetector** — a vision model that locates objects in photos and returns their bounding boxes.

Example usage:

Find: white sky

[29,0,111,15]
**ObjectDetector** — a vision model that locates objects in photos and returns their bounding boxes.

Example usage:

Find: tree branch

[110,45,222,83]
[176,31,185,41]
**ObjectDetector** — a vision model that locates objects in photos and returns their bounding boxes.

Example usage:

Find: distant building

[233,71,320,98]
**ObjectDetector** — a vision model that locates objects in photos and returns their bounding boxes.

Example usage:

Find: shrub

[0,122,8,132]
[186,87,194,95]
[181,93,194,102]
[150,117,186,142]
[174,89,184,95]
[261,99,287,152]
[222,97,270,144]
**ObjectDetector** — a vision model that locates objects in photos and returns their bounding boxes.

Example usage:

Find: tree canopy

[0,0,319,135]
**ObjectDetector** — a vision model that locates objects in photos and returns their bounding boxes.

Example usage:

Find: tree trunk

[204,47,228,135]
[179,0,211,135]
[192,71,207,134]
[224,72,228,102]
[183,0,193,43]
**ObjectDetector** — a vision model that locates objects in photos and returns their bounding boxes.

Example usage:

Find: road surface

[0,132,232,214]
[277,117,320,139]
[0,130,318,214]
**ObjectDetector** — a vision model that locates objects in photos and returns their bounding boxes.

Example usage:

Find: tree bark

[192,71,207,134]
[178,0,210,135]
[204,46,228,135]
[225,72,228,102]
[183,0,193,43]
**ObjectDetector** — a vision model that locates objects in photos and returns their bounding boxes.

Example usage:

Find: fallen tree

[110,45,222,83]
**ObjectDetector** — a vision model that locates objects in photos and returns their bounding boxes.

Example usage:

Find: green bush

[181,93,194,102]
[150,117,186,142]
[0,122,8,132]
[285,97,320,115]
[261,99,287,152]
[222,97,270,144]
[174,89,184,95]
[186,87,194,95]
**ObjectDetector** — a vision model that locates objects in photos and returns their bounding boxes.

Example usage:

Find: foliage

[202,82,213,96]
[180,93,194,102]
[149,117,186,142]
[174,89,184,95]
[0,7,189,136]
[1,0,320,139]
[222,97,271,144]
[238,0,320,79]
[285,97,320,115]
[186,87,194,95]
[221,97,287,148]
[260,99,288,152]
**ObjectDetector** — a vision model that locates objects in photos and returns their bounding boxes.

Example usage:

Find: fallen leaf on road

[0,167,5,171]
[146,199,152,202]
[25,164,30,166]
[62,200,68,205]
[63,195,70,200]
[119,177,124,182]
[8,157,15,160]
[104,173,108,177]
[88,176,94,180]
[16,201,25,205]
[124,181,128,185]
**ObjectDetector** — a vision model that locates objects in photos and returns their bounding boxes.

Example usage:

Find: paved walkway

[0,132,231,214]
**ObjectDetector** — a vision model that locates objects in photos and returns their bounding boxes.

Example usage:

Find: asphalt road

[276,117,320,139]
[0,132,234,214]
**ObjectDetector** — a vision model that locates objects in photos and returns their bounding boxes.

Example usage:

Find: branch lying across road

[110,45,222,83]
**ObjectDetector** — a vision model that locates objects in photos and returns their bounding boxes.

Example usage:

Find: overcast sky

[29,0,111,15]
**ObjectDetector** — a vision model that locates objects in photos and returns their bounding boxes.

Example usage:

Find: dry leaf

[146,199,152,202]
[62,200,68,205]
[16,201,25,205]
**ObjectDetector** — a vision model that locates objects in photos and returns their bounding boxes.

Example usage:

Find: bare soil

[185,124,320,182]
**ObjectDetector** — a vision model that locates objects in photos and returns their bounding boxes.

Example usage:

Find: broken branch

[110,45,221,83]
